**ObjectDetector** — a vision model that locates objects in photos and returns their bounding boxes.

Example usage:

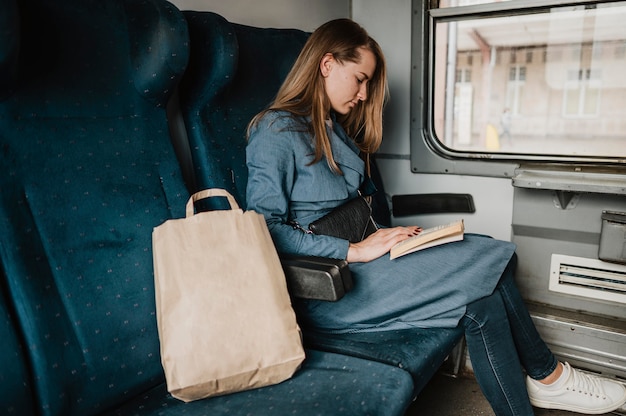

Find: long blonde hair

[248,18,388,174]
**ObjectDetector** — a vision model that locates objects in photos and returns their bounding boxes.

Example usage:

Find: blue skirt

[293,234,516,333]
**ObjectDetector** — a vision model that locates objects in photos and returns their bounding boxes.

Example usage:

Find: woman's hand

[347,226,422,263]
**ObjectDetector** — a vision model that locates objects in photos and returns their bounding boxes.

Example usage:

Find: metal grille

[549,254,626,304]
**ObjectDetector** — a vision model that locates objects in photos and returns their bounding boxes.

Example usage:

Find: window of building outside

[431,0,626,160]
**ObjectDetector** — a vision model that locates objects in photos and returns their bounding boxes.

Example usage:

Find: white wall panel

[353,0,514,239]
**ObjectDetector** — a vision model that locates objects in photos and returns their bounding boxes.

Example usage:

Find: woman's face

[320,47,376,115]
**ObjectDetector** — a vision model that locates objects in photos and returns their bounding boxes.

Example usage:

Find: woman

[245,18,626,416]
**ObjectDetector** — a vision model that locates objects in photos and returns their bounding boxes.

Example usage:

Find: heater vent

[550,254,626,304]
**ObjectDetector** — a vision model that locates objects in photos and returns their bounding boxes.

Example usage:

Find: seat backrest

[178,11,309,209]
[177,12,391,225]
[0,0,189,414]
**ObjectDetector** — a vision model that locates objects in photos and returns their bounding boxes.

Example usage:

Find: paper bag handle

[186,188,241,217]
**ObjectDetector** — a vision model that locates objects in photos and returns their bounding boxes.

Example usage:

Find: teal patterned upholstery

[305,327,463,394]
[106,350,414,416]
[0,0,189,414]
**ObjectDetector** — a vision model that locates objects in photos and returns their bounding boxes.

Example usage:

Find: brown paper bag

[152,188,305,402]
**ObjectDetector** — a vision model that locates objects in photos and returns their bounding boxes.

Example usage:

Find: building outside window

[426,0,626,159]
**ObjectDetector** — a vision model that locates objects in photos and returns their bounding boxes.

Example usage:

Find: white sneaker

[526,362,626,414]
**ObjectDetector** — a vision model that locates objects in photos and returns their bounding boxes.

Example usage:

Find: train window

[412,0,626,169]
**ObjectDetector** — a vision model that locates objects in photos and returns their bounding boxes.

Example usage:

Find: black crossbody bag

[280,197,375,302]
[281,183,378,301]
[308,195,378,243]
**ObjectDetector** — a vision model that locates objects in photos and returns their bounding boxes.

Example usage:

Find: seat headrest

[124,0,189,106]
[180,11,239,114]
[5,0,188,114]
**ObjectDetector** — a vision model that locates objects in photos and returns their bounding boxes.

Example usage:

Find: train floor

[406,371,625,416]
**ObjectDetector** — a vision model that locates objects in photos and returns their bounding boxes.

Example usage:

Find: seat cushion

[304,327,463,395]
[105,349,415,416]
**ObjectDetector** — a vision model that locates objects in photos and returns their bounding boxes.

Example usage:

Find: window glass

[431,1,626,159]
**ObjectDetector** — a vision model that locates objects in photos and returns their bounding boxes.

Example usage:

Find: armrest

[280,255,353,302]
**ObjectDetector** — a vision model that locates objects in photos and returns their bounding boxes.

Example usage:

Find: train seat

[0,1,413,414]
[176,10,463,399]
[0,0,189,413]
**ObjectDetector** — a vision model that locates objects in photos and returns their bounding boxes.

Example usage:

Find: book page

[390,220,464,260]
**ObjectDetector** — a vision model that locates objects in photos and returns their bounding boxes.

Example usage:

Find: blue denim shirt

[246,110,366,259]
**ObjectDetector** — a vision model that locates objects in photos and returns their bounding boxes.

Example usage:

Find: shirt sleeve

[245,113,350,260]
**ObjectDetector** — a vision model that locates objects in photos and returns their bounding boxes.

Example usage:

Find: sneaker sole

[530,395,626,415]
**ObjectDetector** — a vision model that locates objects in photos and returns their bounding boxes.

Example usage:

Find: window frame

[410,0,626,184]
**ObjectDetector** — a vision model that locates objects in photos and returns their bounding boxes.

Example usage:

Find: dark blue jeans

[461,255,558,416]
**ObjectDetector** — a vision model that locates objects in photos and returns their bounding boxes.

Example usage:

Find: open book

[389,219,464,260]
